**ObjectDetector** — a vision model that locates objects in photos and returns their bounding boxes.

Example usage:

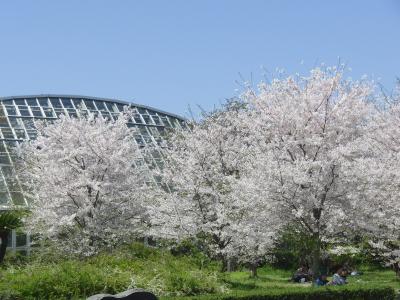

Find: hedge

[162,286,396,300]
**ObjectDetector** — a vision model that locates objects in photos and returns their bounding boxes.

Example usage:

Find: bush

[162,286,396,300]
[270,225,317,270]
[0,242,226,299]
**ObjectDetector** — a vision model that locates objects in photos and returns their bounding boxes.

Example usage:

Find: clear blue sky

[0,1,399,116]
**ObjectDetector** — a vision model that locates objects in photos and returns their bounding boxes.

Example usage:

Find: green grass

[0,244,399,299]
[161,265,399,300]
[222,265,400,293]
[0,243,226,299]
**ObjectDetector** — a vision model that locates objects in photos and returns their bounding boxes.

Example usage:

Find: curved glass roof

[0,95,185,209]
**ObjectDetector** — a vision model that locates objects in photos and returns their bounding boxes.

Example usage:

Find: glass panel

[1,128,15,139]
[5,106,17,115]
[139,127,149,136]
[0,154,11,165]
[115,103,125,111]
[84,100,96,110]
[0,193,10,205]
[43,108,54,117]
[31,107,43,117]
[104,102,115,112]
[14,129,26,139]
[38,98,49,106]
[135,136,145,147]
[0,142,6,152]
[152,115,161,125]
[148,127,159,136]
[18,108,31,117]
[7,230,12,244]
[54,109,65,117]
[157,127,166,136]
[1,100,13,105]
[138,107,147,114]
[10,192,25,206]
[14,99,25,105]
[50,98,62,108]
[26,98,38,106]
[0,115,9,127]
[142,115,153,124]
[133,114,143,124]
[3,169,18,192]
[61,98,74,108]
[16,233,27,247]
[94,101,106,111]
[8,117,22,128]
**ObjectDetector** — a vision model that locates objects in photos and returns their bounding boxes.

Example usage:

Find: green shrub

[162,286,396,300]
[0,242,226,299]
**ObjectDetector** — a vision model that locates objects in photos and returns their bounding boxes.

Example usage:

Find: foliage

[17,111,151,256]
[0,210,25,263]
[151,67,380,278]
[352,81,400,275]
[150,99,280,271]
[0,243,226,299]
[0,210,24,231]
[270,225,317,270]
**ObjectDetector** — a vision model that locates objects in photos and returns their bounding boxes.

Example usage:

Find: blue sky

[0,1,399,117]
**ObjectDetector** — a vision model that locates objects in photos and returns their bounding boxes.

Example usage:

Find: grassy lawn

[222,265,400,294]
[1,244,399,299]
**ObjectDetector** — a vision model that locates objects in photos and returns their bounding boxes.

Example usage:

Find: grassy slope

[161,266,400,300]
[224,266,400,292]
[1,244,399,299]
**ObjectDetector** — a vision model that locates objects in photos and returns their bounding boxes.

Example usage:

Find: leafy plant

[0,210,25,263]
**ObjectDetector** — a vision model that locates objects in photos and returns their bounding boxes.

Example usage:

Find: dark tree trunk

[0,230,9,264]
[222,257,232,272]
[393,263,400,278]
[311,235,321,284]
[249,264,258,278]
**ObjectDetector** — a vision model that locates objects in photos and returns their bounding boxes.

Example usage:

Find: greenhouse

[0,95,185,252]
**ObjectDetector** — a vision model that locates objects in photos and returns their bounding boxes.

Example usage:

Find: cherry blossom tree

[149,101,279,275]
[242,67,374,278]
[356,81,400,276]
[18,111,151,256]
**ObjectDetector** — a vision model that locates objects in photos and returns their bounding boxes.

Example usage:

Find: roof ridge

[0,94,185,120]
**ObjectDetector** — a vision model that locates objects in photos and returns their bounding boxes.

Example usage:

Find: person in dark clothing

[315,274,329,286]
[292,265,311,283]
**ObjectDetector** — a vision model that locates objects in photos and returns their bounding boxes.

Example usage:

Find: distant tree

[356,80,400,277]
[0,210,24,263]
[18,111,151,256]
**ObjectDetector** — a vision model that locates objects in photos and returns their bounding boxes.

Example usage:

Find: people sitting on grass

[314,274,329,286]
[292,265,312,283]
[328,268,348,285]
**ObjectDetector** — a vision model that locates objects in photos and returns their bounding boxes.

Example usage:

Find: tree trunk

[311,235,321,283]
[249,264,258,278]
[0,231,9,264]
[222,257,234,272]
[393,263,400,278]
